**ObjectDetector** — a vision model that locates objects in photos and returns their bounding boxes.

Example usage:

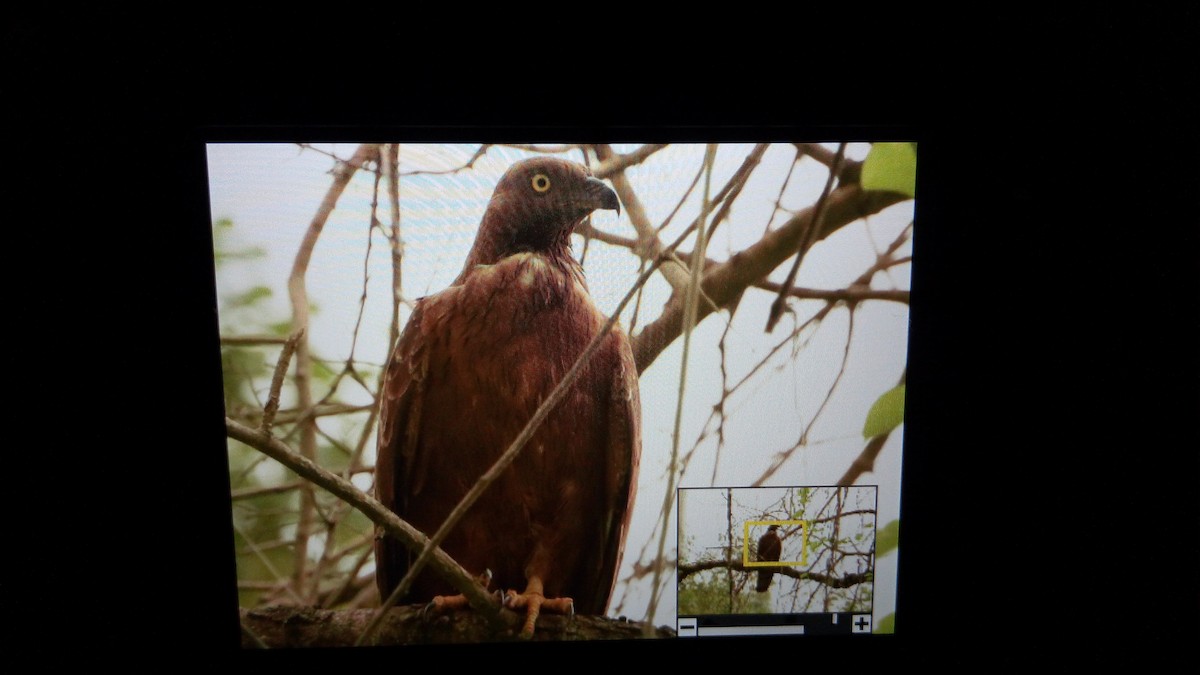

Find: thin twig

[224,417,497,618]
[260,329,304,434]
[241,621,270,649]
[709,311,736,485]
[793,143,863,185]
[396,145,489,177]
[838,369,907,485]
[497,143,577,155]
[231,480,305,501]
[575,223,910,305]
[631,184,909,373]
[593,144,692,293]
[286,143,380,600]
[767,143,846,332]
[592,143,669,179]
[221,335,289,346]
[646,144,717,632]
[232,520,306,606]
[676,558,871,588]
[234,403,374,428]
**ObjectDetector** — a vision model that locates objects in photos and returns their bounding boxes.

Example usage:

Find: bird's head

[472,156,620,264]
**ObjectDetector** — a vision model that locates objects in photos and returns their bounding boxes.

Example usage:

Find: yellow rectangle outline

[743,519,807,567]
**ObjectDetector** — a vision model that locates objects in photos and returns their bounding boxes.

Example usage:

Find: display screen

[208,142,916,646]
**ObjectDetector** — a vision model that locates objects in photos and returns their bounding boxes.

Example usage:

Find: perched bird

[374,156,640,637]
[756,524,782,592]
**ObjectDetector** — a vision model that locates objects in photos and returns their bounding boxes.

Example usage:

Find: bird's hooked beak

[585,176,621,217]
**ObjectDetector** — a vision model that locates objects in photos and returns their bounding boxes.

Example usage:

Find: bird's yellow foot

[422,569,497,616]
[503,576,574,638]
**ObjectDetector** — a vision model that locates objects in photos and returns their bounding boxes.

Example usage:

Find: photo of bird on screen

[755,524,783,592]
[214,142,915,645]
[373,157,640,638]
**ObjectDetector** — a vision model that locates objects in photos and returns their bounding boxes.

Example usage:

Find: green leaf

[268,321,294,336]
[875,612,895,634]
[228,285,273,308]
[214,246,267,263]
[861,142,917,197]
[876,519,899,558]
[311,358,336,382]
[863,384,905,438]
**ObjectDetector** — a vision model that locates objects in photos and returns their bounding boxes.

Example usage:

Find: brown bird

[374,156,640,637]
[756,524,782,592]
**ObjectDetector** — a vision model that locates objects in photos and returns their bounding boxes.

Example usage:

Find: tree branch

[794,142,863,185]
[677,558,872,589]
[631,185,909,373]
[239,606,674,647]
[592,143,668,179]
[223,417,500,626]
[838,370,907,485]
[286,143,381,598]
[593,144,693,293]
[767,143,846,331]
[576,223,909,305]
[260,329,303,434]
[220,334,289,346]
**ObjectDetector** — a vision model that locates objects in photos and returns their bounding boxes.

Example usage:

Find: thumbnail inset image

[677,486,877,616]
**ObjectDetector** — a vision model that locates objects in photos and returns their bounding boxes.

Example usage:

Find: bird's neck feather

[461,201,576,274]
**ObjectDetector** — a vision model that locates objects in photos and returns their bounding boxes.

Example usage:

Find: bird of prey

[756,524,782,592]
[374,156,640,637]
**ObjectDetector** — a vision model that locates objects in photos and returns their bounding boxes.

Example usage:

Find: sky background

[207,142,914,630]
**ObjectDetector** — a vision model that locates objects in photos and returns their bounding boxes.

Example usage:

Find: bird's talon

[420,600,438,618]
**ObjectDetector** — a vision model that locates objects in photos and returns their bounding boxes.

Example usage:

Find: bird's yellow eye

[531,173,551,193]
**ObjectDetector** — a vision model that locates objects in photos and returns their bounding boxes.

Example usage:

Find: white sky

[206,142,914,630]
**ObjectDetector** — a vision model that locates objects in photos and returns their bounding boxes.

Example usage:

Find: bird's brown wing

[579,326,642,614]
[756,530,782,592]
[373,297,433,600]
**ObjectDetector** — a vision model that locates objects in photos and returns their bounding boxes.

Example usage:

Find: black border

[10,14,1198,666]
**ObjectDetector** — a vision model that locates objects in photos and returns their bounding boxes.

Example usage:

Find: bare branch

[286,143,380,598]
[794,142,864,185]
[221,334,289,346]
[230,403,374,429]
[224,417,499,626]
[592,143,669,178]
[677,558,872,588]
[397,145,490,176]
[239,605,674,647]
[593,144,692,293]
[231,480,305,501]
[646,144,717,632]
[260,329,303,434]
[632,185,909,373]
[385,143,404,352]
[839,370,907,486]
[497,143,578,155]
[767,143,846,332]
[576,223,909,305]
